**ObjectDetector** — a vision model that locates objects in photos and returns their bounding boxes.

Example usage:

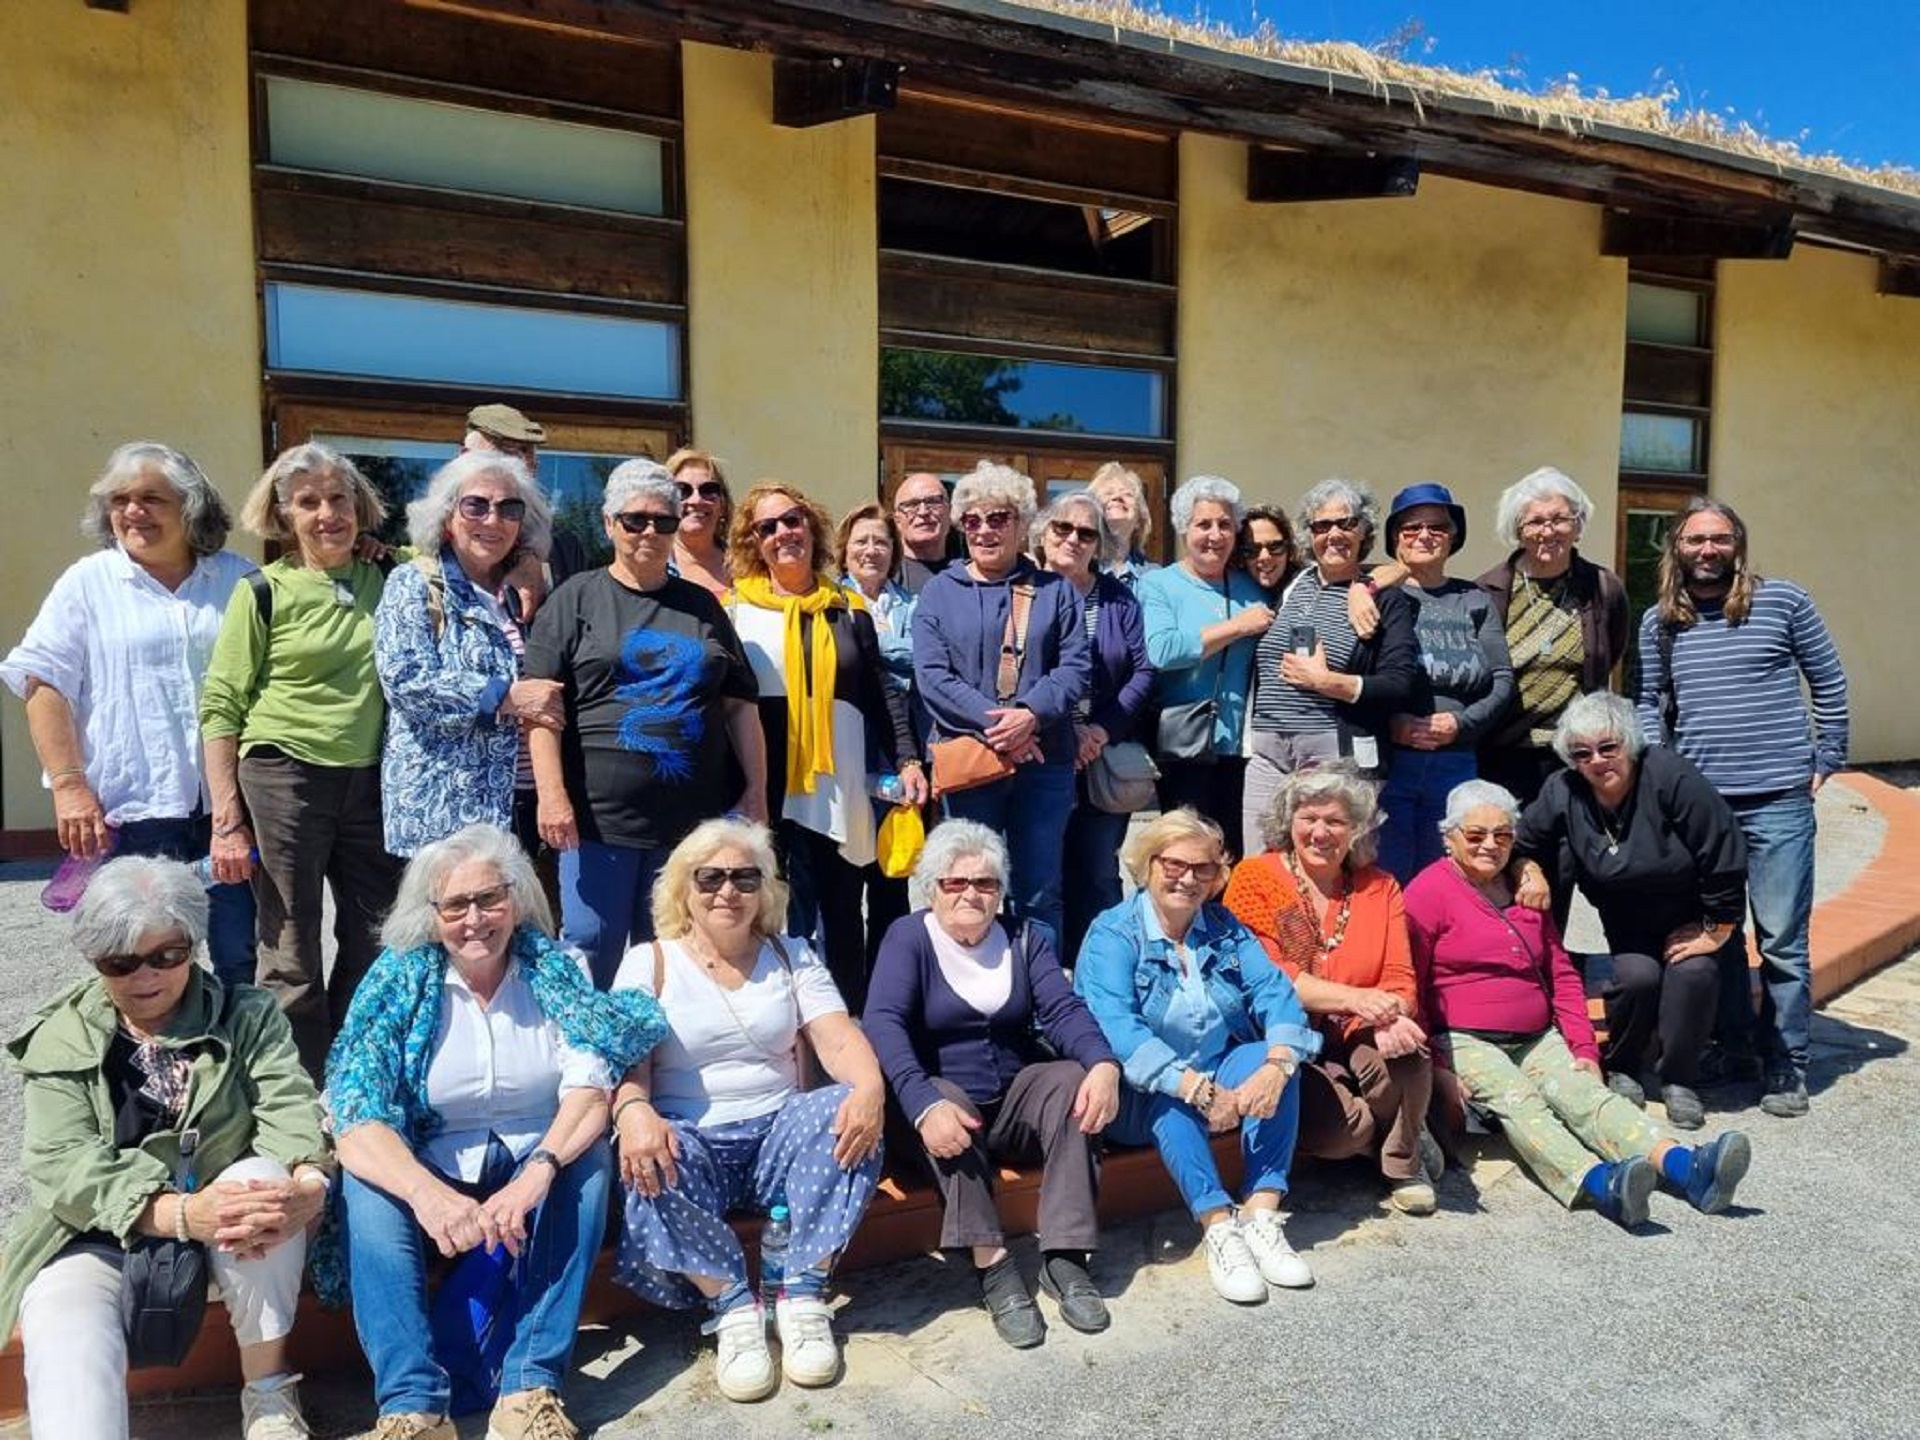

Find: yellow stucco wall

[1715,247,1920,762]
[0,0,261,831]
[680,43,879,516]
[1177,136,1626,581]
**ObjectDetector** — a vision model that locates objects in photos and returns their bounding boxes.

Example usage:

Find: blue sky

[1172,2,1920,172]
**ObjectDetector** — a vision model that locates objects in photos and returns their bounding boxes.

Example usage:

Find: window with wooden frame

[877,91,1177,558]
[249,0,686,555]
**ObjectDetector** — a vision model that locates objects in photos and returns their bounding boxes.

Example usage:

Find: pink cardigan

[1402,860,1600,1066]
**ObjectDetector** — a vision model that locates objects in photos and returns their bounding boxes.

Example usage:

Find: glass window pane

[1620,412,1700,473]
[267,284,681,400]
[1625,282,1703,346]
[880,348,1166,438]
[1619,505,1676,697]
[879,178,1167,282]
[264,77,665,216]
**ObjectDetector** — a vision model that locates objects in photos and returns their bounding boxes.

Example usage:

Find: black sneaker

[1037,1252,1110,1334]
[1760,1065,1810,1118]
[1698,1044,1764,1088]
[1606,1071,1646,1107]
[1660,1082,1706,1131]
[979,1260,1046,1349]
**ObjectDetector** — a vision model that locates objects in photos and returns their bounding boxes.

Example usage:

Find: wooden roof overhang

[414,0,1920,264]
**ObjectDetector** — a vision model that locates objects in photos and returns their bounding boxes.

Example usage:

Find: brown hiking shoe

[487,1387,581,1440]
[370,1415,455,1440]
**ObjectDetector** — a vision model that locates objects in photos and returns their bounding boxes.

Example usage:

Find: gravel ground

[0,769,1912,1437]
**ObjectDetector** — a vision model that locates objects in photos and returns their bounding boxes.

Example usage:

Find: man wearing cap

[1375,482,1515,881]
[892,471,964,596]
[464,402,589,584]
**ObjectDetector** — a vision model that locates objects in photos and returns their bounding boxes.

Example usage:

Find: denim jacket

[1075,893,1321,1097]
[373,551,521,857]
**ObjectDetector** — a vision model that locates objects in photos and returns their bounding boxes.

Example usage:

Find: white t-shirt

[611,935,847,1125]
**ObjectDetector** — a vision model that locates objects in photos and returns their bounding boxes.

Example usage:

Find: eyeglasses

[613,510,680,535]
[751,508,809,540]
[1048,520,1100,545]
[676,480,726,503]
[692,866,764,895]
[1307,515,1362,537]
[109,490,177,513]
[895,495,947,515]
[959,509,1015,534]
[936,875,1004,896]
[1241,538,1291,559]
[1520,513,1579,536]
[1457,828,1515,846]
[456,495,528,524]
[432,884,513,922]
[1397,520,1453,538]
[1676,532,1737,550]
[93,942,194,979]
[1567,740,1624,765]
[1152,854,1223,885]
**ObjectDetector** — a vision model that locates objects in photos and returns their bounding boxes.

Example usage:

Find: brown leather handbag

[929,581,1033,799]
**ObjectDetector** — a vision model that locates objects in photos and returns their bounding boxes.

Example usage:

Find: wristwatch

[525,1148,561,1176]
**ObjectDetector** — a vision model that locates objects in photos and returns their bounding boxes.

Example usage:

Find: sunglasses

[613,510,680,535]
[94,943,194,980]
[433,884,513,922]
[693,866,764,895]
[1307,515,1362,537]
[1241,538,1291,559]
[1152,855,1222,885]
[936,875,1004,896]
[456,495,527,524]
[1397,520,1453,539]
[1567,740,1624,765]
[752,508,809,540]
[676,480,727,503]
[1457,828,1515,846]
[959,509,1015,534]
[1048,519,1100,545]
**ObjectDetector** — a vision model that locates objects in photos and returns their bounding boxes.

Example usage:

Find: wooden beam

[1879,257,1920,299]
[85,0,130,9]
[1603,209,1796,259]
[773,54,901,127]
[1247,148,1418,203]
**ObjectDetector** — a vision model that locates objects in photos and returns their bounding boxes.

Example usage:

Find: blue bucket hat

[1385,482,1467,555]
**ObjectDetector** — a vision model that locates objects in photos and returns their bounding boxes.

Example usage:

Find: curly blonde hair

[651,818,791,941]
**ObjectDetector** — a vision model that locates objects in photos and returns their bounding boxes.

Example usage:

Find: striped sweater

[1635,578,1849,796]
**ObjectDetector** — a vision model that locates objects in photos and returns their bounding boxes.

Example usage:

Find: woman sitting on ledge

[1,856,330,1440]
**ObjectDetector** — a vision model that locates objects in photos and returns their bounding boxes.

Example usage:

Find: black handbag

[121,1234,211,1369]
[1155,697,1220,764]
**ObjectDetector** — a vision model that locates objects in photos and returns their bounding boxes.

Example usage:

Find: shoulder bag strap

[995,582,1036,702]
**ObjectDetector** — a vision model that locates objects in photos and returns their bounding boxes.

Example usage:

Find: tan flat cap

[466,403,547,445]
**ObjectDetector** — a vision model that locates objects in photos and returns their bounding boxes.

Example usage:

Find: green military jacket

[0,969,329,1339]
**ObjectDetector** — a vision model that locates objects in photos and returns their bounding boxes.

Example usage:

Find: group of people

[0,409,1848,1438]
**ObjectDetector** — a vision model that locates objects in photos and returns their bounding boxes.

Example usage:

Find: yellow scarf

[733,575,866,796]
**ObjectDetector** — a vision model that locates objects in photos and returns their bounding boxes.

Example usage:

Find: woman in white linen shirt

[0,442,258,983]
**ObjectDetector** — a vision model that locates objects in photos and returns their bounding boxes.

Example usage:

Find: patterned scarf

[732,574,866,796]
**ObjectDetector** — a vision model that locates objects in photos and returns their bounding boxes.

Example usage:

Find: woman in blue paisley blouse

[327,823,665,1440]
[374,450,567,860]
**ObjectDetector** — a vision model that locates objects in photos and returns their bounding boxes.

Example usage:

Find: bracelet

[898,758,924,772]
[293,1165,331,1195]
[48,767,86,784]
[173,1192,191,1243]
[612,1095,652,1127]
[213,820,249,838]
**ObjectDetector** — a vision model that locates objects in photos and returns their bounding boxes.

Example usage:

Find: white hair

[1440,780,1522,835]
[1032,487,1121,567]
[407,449,553,559]
[1551,690,1645,764]
[1296,478,1379,560]
[602,458,680,519]
[950,461,1037,530]
[910,819,1011,910]
[382,823,552,952]
[1495,466,1593,548]
[70,855,209,962]
[1170,474,1243,533]
[83,442,233,557]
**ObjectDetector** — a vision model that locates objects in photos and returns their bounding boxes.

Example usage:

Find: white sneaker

[1239,1209,1314,1289]
[1202,1218,1268,1304]
[775,1294,842,1387]
[708,1304,778,1402]
[240,1376,311,1440]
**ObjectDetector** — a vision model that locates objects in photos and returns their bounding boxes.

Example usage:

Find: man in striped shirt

[1636,498,1849,1121]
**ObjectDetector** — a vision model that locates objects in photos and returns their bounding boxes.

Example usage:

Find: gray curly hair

[1170,474,1243,533]
[407,449,554,560]
[382,822,553,953]
[950,461,1038,531]
[1259,762,1383,867]
[1032,487,1121,568]
[911,819,1011,911]
[1296,478,1379,561]
[602,458,680,520]
[83,442,234,558]
[1494,466,1593,548]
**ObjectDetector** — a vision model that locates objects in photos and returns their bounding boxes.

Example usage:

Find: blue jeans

[1377,748,1479,885]
[1725,788,1817,1071]
[1061,778,1130,967]
[114,813,256,988]
[342,1142,611,1418]
[1106,1041,1302,1216]
[560,840,666,989]
[943,761,1076,949]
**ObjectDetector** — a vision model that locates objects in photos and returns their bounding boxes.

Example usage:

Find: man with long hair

[1636,497,1849,1120]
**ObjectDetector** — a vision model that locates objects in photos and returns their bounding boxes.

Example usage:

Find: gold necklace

[1285,851,1354,958]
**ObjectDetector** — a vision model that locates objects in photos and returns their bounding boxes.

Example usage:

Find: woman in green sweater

[200,442,404,1078]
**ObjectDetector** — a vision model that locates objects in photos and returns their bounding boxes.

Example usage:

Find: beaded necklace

[1284,850,1353,972]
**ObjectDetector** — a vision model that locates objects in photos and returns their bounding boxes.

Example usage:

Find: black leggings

[1596,950,1721,1086]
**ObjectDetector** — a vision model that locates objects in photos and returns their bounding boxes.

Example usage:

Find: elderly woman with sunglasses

[1406,781,1751,1228]
[1031,487,1154,963]
[610,819,887,1403]
[2,856,330,1440]
[665,447,734,601]
[1512,692,1749,1131]
[329,824,663,1440]
[913,461,1091,951]
[1241,478,1421,858]
[865,820,1120,1348]
[1476,467,1629,807]
[525,459,768,987]
[1076,809,1323,1306]
[724,481,925,1011]
[375,450,566,861]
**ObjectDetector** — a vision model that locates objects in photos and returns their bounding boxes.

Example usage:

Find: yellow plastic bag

[875,803,925,879]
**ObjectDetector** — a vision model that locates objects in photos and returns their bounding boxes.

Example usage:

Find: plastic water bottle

[189,851,257,889]
[40,827,118,913]
[869,772,906,803]
[760,1201,791,1304]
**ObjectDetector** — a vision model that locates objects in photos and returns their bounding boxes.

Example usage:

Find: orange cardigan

[1222,853,1418,1039]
